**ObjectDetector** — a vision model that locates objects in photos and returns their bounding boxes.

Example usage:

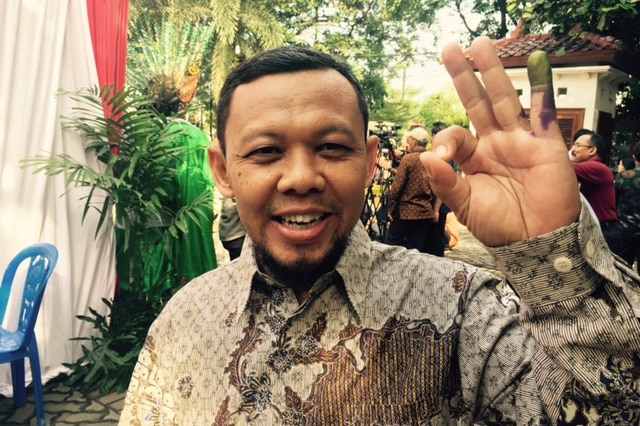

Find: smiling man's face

[209,69,378,293]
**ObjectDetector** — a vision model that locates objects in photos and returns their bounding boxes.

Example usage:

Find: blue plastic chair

[0,243,58,426]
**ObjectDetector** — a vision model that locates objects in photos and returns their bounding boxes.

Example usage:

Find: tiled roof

[494,31,621,59]
[467,27,640,78]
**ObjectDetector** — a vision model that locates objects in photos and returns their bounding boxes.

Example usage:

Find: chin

[253,238,348,286]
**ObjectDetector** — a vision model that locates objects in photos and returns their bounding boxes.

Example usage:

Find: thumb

[420,151,470,223]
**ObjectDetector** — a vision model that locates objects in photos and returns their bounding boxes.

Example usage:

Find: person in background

[119,39,640,425]
[170,120,218,282]
[618,155,636,173]
[572,128,594,144]
[569,131,619,248]
[218,196,246,261]
[398,120,424,153]
[613,144,640,268]
[116,73,217,292]
[386,126,444,256]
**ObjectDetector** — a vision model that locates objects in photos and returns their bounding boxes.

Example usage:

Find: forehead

[234,69,357,108]
[575,134,592,145]
[226,69,364,137]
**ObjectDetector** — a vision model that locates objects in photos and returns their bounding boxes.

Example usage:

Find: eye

[247,146,281,157]
[318,143,352,156]
[243,146,283,163]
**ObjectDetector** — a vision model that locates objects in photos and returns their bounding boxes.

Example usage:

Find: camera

[368,121,402,169]
[369,121,401,148]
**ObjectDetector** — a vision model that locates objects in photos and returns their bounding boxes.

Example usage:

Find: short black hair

[431,121,448,135]
[621,155,636,171]
[587,132,609,164]
[572,128,593,143]
[216,45,369,154]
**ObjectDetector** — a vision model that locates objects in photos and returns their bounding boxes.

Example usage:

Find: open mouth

[278,213,328,229]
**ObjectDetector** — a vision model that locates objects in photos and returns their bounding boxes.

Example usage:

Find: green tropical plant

[22,84,213,393]
[127,15,215,99]
[61,296,153,394]
[131,0,450,113]
[24,85,210,251]
[417,85,470,130]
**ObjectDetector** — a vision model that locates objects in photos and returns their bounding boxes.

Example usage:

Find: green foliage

[417,86,470,130]
[22,86,210,252]
[454,0,520,41]
[298,0,446,114]
[22,85,213,394]
[127,14,216,129]
[129,0,452,122]
[165,0,289,95]
[63,287,176,394]
[508,0,640,44]
[127,15,215,98]
[370,88,423,128]
[618,79,640,118]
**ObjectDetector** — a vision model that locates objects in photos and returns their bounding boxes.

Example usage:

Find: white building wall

[476,65,629,130]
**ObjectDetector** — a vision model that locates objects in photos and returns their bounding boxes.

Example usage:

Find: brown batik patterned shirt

[119,202,640,425]
[387,151,436,220]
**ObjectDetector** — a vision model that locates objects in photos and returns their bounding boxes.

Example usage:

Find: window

[525,108,584,148]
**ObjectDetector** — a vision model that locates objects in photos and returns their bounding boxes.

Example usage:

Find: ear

[365,135,379,187]
[208,144,234,198]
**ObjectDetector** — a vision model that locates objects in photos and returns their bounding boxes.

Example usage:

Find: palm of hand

[422,37,581,247]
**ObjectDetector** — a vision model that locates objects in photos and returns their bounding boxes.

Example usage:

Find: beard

[253,235,348,289]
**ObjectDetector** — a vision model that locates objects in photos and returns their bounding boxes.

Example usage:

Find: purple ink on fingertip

[539,92,557,130]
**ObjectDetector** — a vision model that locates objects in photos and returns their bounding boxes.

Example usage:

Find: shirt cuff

[486,200,621,307]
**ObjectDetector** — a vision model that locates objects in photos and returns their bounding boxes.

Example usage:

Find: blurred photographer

[369,121,402,172]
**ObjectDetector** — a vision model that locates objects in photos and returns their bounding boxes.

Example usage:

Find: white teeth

[281,213,323,226]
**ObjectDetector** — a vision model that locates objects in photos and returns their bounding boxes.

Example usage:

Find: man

[218,195,246,261]
[387,126,443,256]
[570,131,619,246]
[614,143,640,267]
[119,38,640,424]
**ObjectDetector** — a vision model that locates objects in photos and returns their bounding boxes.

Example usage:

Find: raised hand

[420,36,581,247]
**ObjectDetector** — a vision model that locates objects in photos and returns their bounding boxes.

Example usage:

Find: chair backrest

[0,243,59,340]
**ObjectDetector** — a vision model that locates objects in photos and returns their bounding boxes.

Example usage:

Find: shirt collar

[230,221,374,325]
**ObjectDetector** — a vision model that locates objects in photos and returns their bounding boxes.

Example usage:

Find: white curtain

[0,0,116,395]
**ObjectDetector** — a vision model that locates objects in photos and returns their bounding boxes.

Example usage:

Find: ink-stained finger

[527,51,563,140]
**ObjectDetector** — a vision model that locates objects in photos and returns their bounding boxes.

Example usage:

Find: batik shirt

[387,150,436,220]
[119,202,640,425]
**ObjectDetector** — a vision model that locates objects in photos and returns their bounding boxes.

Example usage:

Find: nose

[276,150,326,194]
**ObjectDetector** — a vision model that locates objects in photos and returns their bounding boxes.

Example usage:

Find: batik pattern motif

[119,202,640,425]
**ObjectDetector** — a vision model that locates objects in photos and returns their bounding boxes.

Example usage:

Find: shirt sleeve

[119,324,178,425]
[572,161,611,184]
[387,157,409,216]
[475,200,640,423]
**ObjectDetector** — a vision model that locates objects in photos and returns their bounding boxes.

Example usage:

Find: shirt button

[554,257,573,273]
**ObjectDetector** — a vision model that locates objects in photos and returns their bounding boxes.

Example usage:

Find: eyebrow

[240,124,358,144]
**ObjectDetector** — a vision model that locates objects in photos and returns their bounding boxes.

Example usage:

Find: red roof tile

[466,29,640,78]
[493,31,621,59]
